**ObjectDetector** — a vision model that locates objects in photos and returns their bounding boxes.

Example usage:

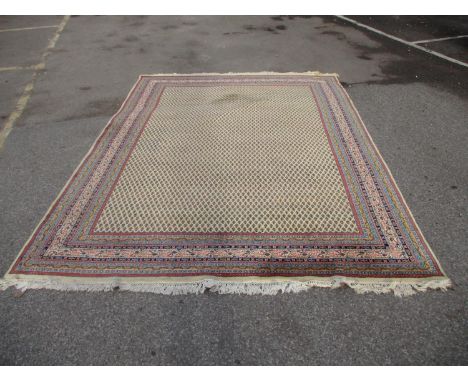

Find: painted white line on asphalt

[412,35,468,44]
[0,25,59,33]
[0,64,45,72]
[335,15,468,68]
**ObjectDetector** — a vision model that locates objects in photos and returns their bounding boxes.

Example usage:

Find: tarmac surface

[0,15,467,365]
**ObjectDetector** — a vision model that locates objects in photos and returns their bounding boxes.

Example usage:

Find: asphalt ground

[0,16,467,365]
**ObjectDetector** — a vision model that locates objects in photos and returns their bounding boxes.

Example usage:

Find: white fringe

[0,276,452,297]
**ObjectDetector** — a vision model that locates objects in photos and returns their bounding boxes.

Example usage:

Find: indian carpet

[0,73,451,296]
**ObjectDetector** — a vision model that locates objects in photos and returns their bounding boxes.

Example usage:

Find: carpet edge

[138,71,340,77]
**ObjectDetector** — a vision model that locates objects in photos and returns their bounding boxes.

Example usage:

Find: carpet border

[2,76,144,278]
[330,76,449,279]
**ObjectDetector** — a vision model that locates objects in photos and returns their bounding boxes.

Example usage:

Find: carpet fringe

[0,276,452,297]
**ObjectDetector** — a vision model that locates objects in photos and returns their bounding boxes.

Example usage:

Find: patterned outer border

[1,73,450,292]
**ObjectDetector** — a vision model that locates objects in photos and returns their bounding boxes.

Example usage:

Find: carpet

[0,72,451,296]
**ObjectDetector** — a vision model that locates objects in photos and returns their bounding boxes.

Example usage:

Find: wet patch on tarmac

[124,35,140,43]
[101,43,126,52]
[161,25,178,30]
[320,16,468,100]
[271,16,313,21]
[62,97,123,121]
[255,16,468,99]
[348,16,468,42]
[243,24,281,34]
